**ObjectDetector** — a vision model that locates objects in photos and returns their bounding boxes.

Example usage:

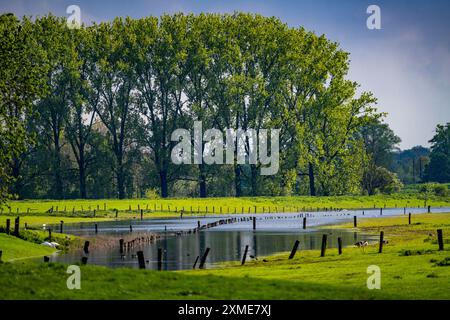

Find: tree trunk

[308,162,316,196]
[117,162,125,199]
[199,164,207,198]
[235,164,242,197]
[250,164,258,196]
[160,169,168,198]
[78,149,87,199]
[54,138,63,200]
[10,157,22,198]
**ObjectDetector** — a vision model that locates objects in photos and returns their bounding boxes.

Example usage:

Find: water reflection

[52,228,377,270]
[49,207,444,270]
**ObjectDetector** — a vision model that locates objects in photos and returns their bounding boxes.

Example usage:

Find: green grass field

[0,212,449,299]
[2,194,449,216]
[1,194,448,230]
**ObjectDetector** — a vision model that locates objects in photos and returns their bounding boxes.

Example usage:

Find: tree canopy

[424,123,450,183]
[1,13,385,200]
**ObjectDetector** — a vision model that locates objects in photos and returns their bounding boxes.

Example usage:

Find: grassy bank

[0,234,56,261]
[0,212,449,299]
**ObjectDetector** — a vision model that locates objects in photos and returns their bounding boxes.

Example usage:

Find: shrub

[433,184,448,197]
[144,188,160,199]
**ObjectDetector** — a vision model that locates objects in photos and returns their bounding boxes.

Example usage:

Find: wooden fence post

[60,221,64,233]
[378,231,384,253]
[13,216,20,236]
[354,216,357,227]
[437,229,444,251]
[193,255,200,269]
[199,247,210,269]
[83,241,90,254]
[241,245,249,265]
[303,217,306,229]
[380,208,383,216]
[253,217,256,230]
[320,234,327,257]
[95,224,98,234]
[338,237,343,255]
[140,209,143,221]
[157,248,163,271]
[288,240,300,259]
[408,213,411,225]
[137,251,146,269]
[119,239,124,254]
[48,228,52,242]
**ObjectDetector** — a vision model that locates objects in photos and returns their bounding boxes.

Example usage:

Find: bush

[363,166,403,195]
[419,183,448,197]
[144,188,160,199]
[433,184,448,197]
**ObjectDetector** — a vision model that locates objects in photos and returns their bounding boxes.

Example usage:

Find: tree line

[1,13,448,201]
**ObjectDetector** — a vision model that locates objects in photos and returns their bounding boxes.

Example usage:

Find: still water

[48,207,444,270]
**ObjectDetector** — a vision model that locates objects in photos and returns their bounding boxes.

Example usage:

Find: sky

[1,0,449,149]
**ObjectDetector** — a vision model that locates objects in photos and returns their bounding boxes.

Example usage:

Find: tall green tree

[359,117,401,168]
[280,30,377,196]
[64,26,99,198]
[133,14,190,198]
[424,123,450,183]
[33,15,78,199]
[0,14,47,203]
[91,18,138,199]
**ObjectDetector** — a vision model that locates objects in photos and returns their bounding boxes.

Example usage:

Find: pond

[47,207,443,270]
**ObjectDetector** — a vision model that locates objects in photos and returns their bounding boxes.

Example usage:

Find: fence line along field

[2,195,449,217]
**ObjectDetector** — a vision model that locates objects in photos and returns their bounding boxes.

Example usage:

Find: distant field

[2,194,449,216]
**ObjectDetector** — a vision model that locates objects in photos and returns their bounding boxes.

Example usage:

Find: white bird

[354,241,368,247]
[41,242,56,248]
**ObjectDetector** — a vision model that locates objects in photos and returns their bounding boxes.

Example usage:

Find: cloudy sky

[1,0,449,149]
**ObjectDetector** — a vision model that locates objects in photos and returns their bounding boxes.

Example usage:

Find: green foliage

[363,165,403,195]
[2,13,383,200]
[0,14,48,204]
[359,117,401,168]
[419,182,449,197]
[424,123,450,183]
[144,188,160,200]
[391,146,430,184]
